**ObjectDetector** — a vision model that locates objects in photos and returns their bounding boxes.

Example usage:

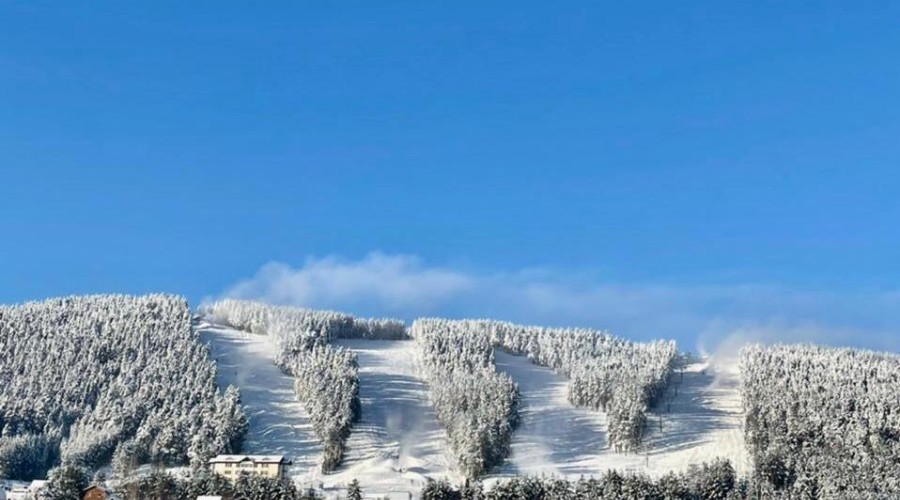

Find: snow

[487,350,750,483]
[202,325,453,498]
[199,324,323,475]
[318,340,456,498]
[639,355,751,476]
[490,350,607,478]
[202,322,749,496]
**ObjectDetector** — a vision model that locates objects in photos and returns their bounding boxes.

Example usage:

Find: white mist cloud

[219,252,900,353]
[224,253,475,314]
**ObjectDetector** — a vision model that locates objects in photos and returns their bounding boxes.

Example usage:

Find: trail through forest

[321,339,455,498]
[488,351,750,482]
[200,324,323,475]
[204,326,453,497]
[203,323,748,495]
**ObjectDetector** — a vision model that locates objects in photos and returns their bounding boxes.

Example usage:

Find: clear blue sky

[2,2,899,347]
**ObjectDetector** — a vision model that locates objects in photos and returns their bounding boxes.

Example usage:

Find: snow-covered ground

[320,340,455,498]
[488,350,750,482]
[491,350,607,478]
[639,355,751,476]
[199,324,323,475]
[202,323,748,496]
[202,326,453,498]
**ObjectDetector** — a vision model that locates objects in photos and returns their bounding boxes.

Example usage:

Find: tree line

[0,295,248,480]
[477,320,677,452]
[421,458,741,500]
[412,319,520,479]
[411,318,678,478]
[40,463,320,500]
[741,343,900,498]
[202,299,404,472]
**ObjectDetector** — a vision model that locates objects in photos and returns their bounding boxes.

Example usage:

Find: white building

[363,493,411,500]
[207,455,292,482]
[2,480,46,500]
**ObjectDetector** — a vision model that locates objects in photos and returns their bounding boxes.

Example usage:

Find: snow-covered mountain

[3,296,899,499]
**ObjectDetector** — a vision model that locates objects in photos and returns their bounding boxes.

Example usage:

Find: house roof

[207,454,289,464]
[81,485,121,499]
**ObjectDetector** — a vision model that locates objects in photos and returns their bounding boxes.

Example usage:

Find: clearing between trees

[203,327,454,497]
[488,351,749,483]
[319,340,455,497]
[200,323,322,475]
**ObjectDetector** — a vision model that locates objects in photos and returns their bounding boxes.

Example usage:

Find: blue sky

[2,2,899,351]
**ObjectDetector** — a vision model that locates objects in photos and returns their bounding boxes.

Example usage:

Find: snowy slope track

[640,357,750,476]
[322,340,455,497]
[199,324,323,474]
[489,351,749,481]
[492,350,606,477]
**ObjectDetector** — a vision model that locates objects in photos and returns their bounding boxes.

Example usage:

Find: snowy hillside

[0,296,246,480]
[487,350,749,482]
[317,340,456,497]
[490,350,606,478]
[202,323,455,497]
[203,316,748,496]
[199,323,323,475]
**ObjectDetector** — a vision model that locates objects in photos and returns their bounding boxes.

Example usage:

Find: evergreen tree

[421,478,462,500]
[690,458,736,500]
[0,295,247,478]
[41,464,88,500]
[347,478,363,500]
[741,344,900,495]
[204,300,404,473]
[233,472,298,500]
[91,468,107,485]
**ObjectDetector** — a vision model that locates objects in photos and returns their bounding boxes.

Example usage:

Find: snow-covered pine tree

[411,317,677,468]
[40,464,88,500]
[741,343,900,496]
[201,300,404,472]
[346,478,362,500]
[0,294,247,479]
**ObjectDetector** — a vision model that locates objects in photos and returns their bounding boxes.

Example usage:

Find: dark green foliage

[177,468,235,499]
[460,479,483,500]
[122,471,181,500]
[753,447,794,491]
[233,472,299,500]
[421,478,462,500]
[347,478,363,500]
[417,461,742,500]
[114,469,321,500]
[656,472,690,499]
[688,458,736,500]
[0,432,60,480]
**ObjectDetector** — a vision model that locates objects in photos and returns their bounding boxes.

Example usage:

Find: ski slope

[202,322,748,496]
[202,325,453,498]
[639,355,751,476]
[320,340,455,498]
[488,350,750,482]
[491,350,607,477]
[199,324,323,475]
